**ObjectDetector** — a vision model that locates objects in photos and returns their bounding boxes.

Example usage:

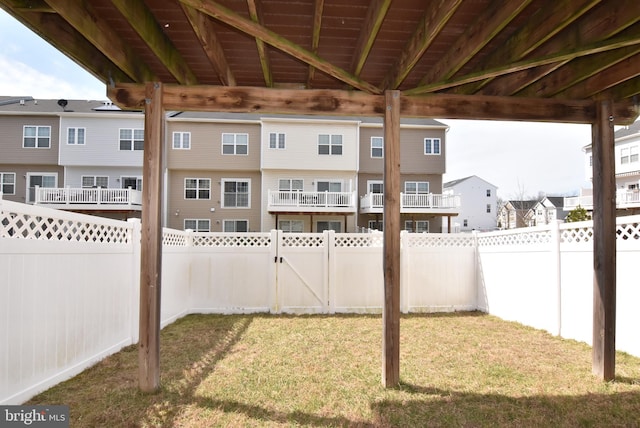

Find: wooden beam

[382,90,401,388]
[110,0,199,85]
[45,0,156,82]
[0,1,131,85]
[138,82,164,392]
[591,99,616,381]
[417,0,532,86]
[379,0,460,90]
[107,83,640,124]
[350,0,391,77]
[246,0,273,87]
[181,4,236,86]
[307,0,325,87]
[178,0,380,94]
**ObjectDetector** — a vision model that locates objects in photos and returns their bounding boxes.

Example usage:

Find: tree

[566,205,590,222]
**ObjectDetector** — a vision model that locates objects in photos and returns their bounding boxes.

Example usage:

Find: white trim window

[1,172,16,195]
[404,181,429,194]
[318,134,343,155]
[184,178,211,200]
[82,176,109,188]
[173,132,191,149]
[269,132,286,149]
[368,220,383,231]
[368,180,383,194]
[121,176,142,190]
[316,180,342,192]
[184,219,210,232]
[621,146,639,164]
[222,133,248,155]
[486,204,492,213]
[224,219,248,232]
[23,125,51,148]
[67,127,86,145]
[279,219,304,233]
[119,128,144,151]
[222,179,250,208]
[371,136,383,158]
[405,220,429,233]
[279,178,303,192]
[317,221,341,233]
[424,138,441,155]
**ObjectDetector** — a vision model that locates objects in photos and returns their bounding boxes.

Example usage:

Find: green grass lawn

[28,312,640,427]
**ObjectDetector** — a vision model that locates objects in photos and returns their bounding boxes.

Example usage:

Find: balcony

[268,190,357,213]
[360,192,461,215]
[34,187,143,211]
[564,190,640,210]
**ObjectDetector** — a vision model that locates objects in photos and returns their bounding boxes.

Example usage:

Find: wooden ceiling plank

[181,4,236,86]
[380,0,461,91]
[307,0,325,87]
[458,0,600,94]
[0,0,131,86]
[178,0,381,94]
[350,0,391,77]
[246,0,272,87]
[405,32,640,95]
[474,0,640,96]
[417,0,532,86]
[600,77,640,101]
[110,0,199,85]
[11,0,53,12]
[107,83,639,124]
[44,0,156,82]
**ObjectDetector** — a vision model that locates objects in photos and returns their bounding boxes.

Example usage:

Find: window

[424,138,441,155]
[279,179,303,192]
[632,146,639,163]
[184,219,210,232]
[371,137,383,158]
[184,178,211,200]
[23,126,51,148]
[317,221,341,232]
[27,173,56,203]
[222,133,248,155]
[279,220,304,233]
[224,220,248,232]
[486,189,491,197]
[119,128,144,151]
[121,176,142,190]
[67,127,86,145]
[487,204,492,213]
[368,220,383,231]
[222,179,250,207]
[404,220,429,232]
[269,132,286,149]
[463,219,468,227]
[82,176,108,188]
[1,172,16,195]
[173,132,190,149]
[404,181,429,194]
[317,180,342,192]
[368,180,383,194]
[621,147,630,164]
[318,134,342,155]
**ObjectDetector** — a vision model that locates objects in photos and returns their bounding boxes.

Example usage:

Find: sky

[0,9,593,200]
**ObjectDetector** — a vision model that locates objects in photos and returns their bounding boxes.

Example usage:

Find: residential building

[0,96,143,220]
[566,119,640,215]
[498,200,538,229]
[442,175,497,232]
[526,196,569,226]
[1,98,457,232]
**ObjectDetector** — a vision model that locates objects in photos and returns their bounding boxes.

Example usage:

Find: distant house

[498,200,538,229]
[526,197,570,226]
[566,119,640,215]
[442,175,497,232]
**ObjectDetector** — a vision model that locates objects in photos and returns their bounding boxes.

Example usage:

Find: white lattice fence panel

[561,226,593,244]
[163,230,187,246]
[617,220,640,241]
[1,209,130,243]
[282,233,325,247]
[335,233,383,247]
[192,233,271,247]
[478,229,552,247]
[406,233,475,248]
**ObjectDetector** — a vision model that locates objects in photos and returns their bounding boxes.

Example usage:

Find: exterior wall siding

[0,164,64,203]
[0,115,60,164]
[64,166,143,188]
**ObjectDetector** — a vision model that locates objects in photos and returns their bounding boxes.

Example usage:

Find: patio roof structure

[2,0,639,391]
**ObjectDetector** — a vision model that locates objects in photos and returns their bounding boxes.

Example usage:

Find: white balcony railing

[268,190,357,212]
[34,186,143,208]
[564,190,640,210]
[360,192,461,213]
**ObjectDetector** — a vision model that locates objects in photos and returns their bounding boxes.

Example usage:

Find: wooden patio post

[591,99,616,381]
[139,82,164,392]
[383,90,401,387]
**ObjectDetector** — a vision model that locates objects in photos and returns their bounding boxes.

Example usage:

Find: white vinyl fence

[2,197,639,405]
